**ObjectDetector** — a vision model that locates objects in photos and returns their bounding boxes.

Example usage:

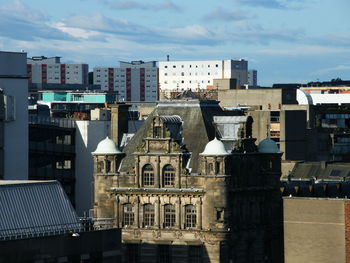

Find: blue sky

[0,0,349,86]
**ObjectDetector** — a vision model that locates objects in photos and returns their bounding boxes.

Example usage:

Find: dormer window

[154,126,162,138]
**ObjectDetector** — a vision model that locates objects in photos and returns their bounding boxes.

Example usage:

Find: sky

[0,0,349,86]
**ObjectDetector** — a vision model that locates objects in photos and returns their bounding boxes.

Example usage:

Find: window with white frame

[185,204,196,228]
[164,204,176,227]
[143,164,154,186]
[143,203,155,227]
[123,203,134,226]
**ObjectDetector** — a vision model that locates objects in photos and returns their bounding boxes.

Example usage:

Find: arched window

[143,203,155,227]
[162,165,175,187]
[123,203,134,226]
[142,164,154,186]
[185,204,197,228]
[164,204,176,227]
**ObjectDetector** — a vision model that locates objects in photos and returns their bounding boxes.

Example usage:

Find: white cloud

[105,0,182,12]
[0,1,74,41]
[254,46,350,56]
[203,7,249,21]
[316,65,350,74]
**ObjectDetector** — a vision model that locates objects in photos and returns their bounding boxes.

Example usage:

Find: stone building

[92,99,284,263]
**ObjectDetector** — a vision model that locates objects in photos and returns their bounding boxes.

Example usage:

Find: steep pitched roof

[0,181,82,239]
[120,99,239,173]
[288,162,350,180]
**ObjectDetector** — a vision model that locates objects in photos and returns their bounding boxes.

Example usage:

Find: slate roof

[0,180,82,239]
[120,99,241,173]
[287,162,350,181]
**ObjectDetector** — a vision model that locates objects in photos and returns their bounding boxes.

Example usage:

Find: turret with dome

[92,136,124,175]
[92,136,123,155]
[199,137,231,175]
[258,137,280,154]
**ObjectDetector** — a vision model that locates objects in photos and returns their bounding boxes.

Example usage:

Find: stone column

[134,197,139,227]
[118,198,123,228]
[197,198,202,230]
[155,198,160,229]
[157,156,161,188]
[114,197,119,228]
[176,197,181,229]
[177,156,181,188]
[136,156,140,187]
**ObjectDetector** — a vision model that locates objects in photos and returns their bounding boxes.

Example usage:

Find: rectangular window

[330,170,342,177]
[154,126,162,138]
[164,204,176,227]
[185,205,196,228]
[143,204,155,227]
[123,204,134,226]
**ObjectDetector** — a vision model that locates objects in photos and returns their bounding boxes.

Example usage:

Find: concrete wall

[218,89,282,110]
[284,197,346,263]
[248,110,270,142]
[75,120,110,216]
[0,51,28,180]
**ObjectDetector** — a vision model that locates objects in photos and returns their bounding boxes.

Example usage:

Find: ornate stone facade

[93,100,283,263]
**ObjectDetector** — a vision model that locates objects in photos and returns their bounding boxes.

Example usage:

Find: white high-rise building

[94,61,158,102]
[159,59,248,91]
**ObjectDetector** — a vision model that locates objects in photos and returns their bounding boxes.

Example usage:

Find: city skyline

[0,0,349,86]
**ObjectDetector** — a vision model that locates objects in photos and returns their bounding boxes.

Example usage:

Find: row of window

[142,164,175,187]
[96,74,157,78]
[163,80,211,84]
[164,64,219,69]
[123,203,197,228]
[95,69,157,73]
[164,72,218,76]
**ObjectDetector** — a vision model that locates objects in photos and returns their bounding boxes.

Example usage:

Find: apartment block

[93,61,158,102]
[27,56,88,85]
[159,59,248,91]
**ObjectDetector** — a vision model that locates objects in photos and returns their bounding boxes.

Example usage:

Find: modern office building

[93,61,158,102]
[29,116,76,205]
[27,56,89,85]
[159,59,248,91]
[37,90,117,118]
[248,69,257,87]
[0,51,28,180]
